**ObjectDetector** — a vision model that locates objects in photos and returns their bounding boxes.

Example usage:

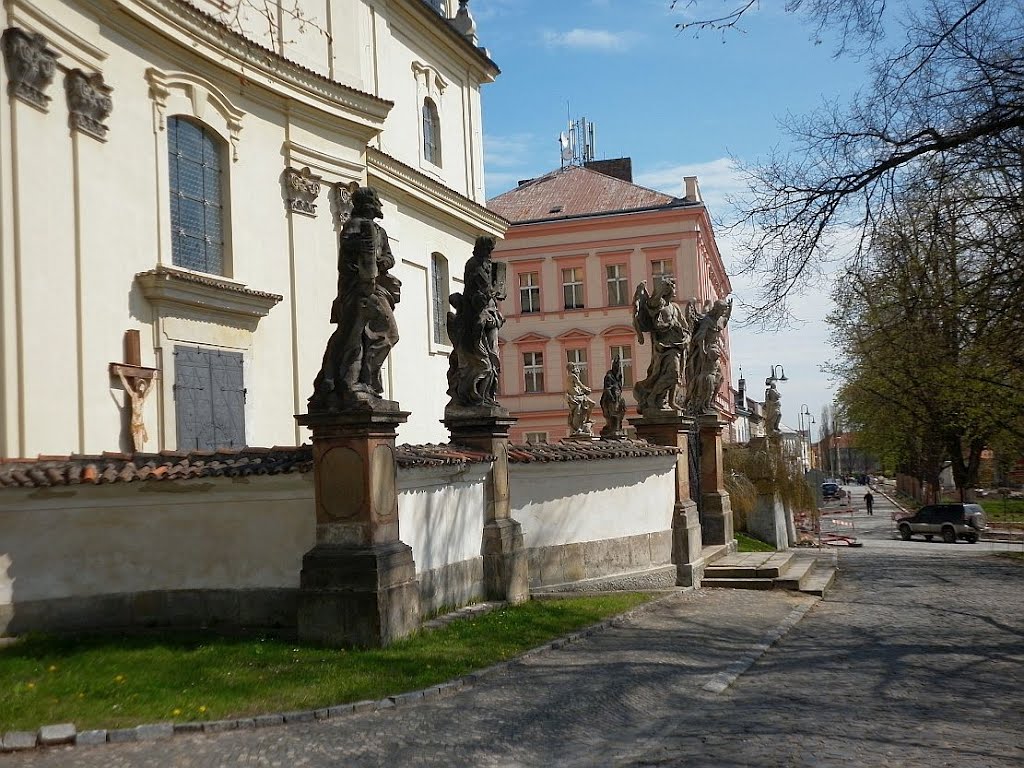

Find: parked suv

[896,503,987,544]
[822,481,840,500]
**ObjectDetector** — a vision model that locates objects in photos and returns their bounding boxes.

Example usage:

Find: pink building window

[523,351,545,393]
[651,258,674,288]
[519,271,541,313]
[605,263,629,307]
[561,267,585,310]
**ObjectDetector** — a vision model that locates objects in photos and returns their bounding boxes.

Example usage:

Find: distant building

[487,161,733,444]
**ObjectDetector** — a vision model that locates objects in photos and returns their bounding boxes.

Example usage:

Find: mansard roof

[487,165,695,224]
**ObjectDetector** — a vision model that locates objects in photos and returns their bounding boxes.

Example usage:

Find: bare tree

[674,0,1024,322]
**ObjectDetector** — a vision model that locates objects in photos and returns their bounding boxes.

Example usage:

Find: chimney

[683,175,701,202]
[584,157,632,183]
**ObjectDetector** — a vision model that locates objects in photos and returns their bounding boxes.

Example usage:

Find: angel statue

[565,363,596,437]
[685,297,733,415]
[631,278,695,416]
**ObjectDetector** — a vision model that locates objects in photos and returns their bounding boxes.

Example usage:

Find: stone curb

[701,598,818,694]
[3,590,688,753]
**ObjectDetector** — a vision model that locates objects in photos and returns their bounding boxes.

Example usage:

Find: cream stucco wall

[510,456,676,549]
[0,454,677,632]
[0,0,504,457]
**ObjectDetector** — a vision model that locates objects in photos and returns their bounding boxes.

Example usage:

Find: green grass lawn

[735,532,776,552]
[0,594,652,731]
[979,499,1024,524]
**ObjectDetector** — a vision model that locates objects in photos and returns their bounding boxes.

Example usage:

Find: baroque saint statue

[764,377,783,437]
[446,236,506,409]
[685,297,733,415]
[565,363,596,437]
[599,357,628,439]
[309,186,401,411]
[631,277,693,415]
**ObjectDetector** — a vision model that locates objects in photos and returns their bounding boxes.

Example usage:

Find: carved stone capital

[2,27,58,110]
[285,166,322,216]
[331,181,358,227]
[65,69,113,140]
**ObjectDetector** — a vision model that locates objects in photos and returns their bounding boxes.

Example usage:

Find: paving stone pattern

[5,550,1023,767]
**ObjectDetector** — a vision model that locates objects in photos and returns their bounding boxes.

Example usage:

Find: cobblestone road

[5,548,1023,767]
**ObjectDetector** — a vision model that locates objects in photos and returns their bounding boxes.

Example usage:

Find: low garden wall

[0,441,679,634]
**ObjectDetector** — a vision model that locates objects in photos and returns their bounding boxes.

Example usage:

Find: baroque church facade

[0,0,504,457]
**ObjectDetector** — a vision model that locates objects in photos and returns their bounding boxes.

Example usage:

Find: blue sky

[476,0,876,439]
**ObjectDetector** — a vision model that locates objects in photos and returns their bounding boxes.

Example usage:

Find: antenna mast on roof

[558,109,596,168]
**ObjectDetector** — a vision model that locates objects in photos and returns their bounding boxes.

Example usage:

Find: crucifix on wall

[109,330,160,453]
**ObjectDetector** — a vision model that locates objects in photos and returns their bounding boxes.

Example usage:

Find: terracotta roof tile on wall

[487,166,683,223]
[507,439,680,463]
[0,440,676,489]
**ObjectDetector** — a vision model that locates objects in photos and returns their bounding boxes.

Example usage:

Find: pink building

[487,161,734,444]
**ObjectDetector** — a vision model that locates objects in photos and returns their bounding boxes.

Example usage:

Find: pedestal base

[482,518,529,604]
[673,500,704,587]
[297,541,420,648]
[701,490,735,548]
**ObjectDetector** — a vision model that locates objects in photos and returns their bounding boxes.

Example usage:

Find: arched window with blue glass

[167,116,227,275]
[422,98,442,167]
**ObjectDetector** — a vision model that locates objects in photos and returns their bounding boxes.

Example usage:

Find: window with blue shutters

[168,116,226,275]
[174,346,246,451]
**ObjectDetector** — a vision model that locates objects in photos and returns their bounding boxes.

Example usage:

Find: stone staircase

[701,550,837,596]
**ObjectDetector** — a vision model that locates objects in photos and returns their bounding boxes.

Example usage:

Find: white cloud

[541,28,635,52]
[483,133,536,168]
[635,157,747,214]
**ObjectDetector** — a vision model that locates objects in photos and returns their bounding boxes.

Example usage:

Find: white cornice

[367,148,507,237]
[136,266,282,329]
[88,0,393,131]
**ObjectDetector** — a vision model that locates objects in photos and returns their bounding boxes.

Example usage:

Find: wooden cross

[109,330,160,452]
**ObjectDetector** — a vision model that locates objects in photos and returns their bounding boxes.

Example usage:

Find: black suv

[896,503,987,544]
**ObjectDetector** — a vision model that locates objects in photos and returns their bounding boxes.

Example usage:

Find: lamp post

[799,404,814,473]
[769,364,788,384]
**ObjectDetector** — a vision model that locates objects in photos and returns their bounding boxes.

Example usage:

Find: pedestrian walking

[864,491,874,515]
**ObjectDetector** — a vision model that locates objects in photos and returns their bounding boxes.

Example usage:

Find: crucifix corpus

[109,330,159,453]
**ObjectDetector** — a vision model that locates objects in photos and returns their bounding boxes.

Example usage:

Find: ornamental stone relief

[331,181,359,228]
[285,166,322,216]
[66,69,113,140]
[1,27,58,110]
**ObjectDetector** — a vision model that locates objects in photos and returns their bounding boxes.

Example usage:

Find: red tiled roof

[507,439,680,463]
[487,166,683,223]
[0,440,677,489]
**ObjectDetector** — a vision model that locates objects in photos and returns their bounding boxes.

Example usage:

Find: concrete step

[799,566,836,597]
[702,577,776,590]
[705,551,794,579]
[701,542,735,566]
[774,555,819,591]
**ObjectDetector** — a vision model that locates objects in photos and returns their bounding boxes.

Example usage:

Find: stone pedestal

[698,413,735,550]
[631,413,704,587]
[294,403,420,647]
[746,436,792,549]
[444,406,528,604]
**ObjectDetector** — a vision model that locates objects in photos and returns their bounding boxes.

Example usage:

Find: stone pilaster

[698,413,735,550]
[444,406,528,604]
[631,413,704,587]
[294,403,420,647]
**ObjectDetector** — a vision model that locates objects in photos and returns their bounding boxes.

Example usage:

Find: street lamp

[769,364,788,383]
[799,404,814,472]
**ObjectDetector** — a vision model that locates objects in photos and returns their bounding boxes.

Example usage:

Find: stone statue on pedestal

[764,377,782,437]
[599,357,628,439]
[565,363,595,437]
[309,186,401,412]
[446,236,505,410]
[631,277,693,416]
[685,297,732,415]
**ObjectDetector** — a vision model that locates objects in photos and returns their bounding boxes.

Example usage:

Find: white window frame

[523,351,545,393]
[562,267,585,310]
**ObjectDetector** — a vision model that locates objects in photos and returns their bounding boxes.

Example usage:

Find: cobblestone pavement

[6,549,1023,767]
